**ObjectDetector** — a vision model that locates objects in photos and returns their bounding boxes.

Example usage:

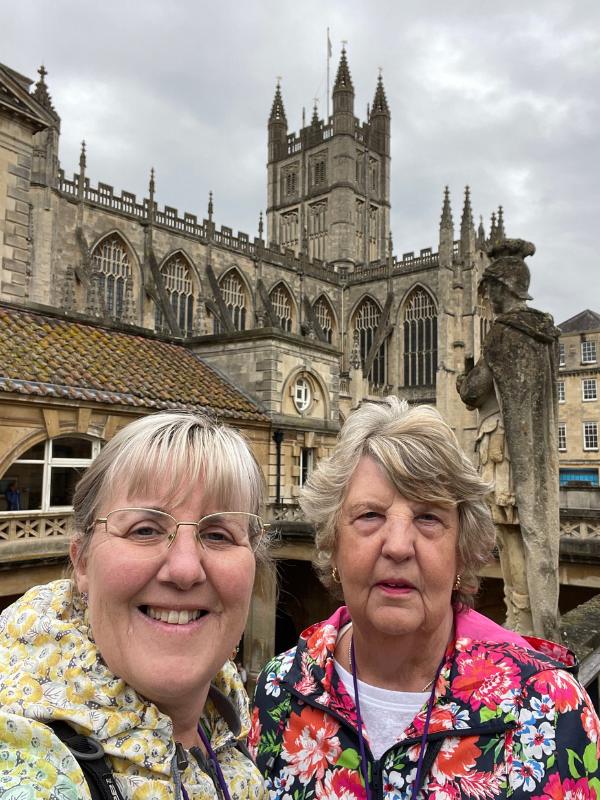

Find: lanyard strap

[197,723,232,800]
[350,638,445,800]
[179,725,232,800]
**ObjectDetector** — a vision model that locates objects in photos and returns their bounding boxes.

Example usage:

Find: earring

[80,591,89,604]
[453,574,462,592]
[230,645,240,660]
[331,566,342,584]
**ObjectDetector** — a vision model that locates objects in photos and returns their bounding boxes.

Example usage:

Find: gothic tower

[266,49,391,271]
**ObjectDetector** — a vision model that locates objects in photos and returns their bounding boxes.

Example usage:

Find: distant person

[0,411,269,799]
[4,480,21,510]
[252,397,599,799]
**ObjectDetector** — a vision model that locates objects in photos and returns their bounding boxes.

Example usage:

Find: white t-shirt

[334,659,429,760]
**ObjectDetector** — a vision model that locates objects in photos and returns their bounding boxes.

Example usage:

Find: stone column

[244,561,277,693]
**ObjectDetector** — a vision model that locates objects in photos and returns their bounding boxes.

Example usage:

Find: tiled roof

[559,309,600,334]
[0,305,266,421]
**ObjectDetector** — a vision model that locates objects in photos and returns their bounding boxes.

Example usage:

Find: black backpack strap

[46,721,125,800]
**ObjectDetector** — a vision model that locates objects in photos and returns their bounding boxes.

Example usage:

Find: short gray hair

[300,397,495,607]
[72,410,270,565]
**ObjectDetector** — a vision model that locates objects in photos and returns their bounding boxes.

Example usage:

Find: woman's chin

[363,606,426,639]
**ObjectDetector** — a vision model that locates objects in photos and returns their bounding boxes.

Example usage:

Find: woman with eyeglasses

[0,411,269,799]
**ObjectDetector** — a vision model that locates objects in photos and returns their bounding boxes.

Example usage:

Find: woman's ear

[70,538,89,593]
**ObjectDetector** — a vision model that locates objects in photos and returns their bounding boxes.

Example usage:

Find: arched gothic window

[270,285,293,332]
[403,288,437,387]
[308,201,327,260]
[91,235,131,318]
[314,296,334,344]
[219,271,247,332]
[477,301,493,356]
[354,298,387,387]
[155,255,194,335]
[280,210,299,249]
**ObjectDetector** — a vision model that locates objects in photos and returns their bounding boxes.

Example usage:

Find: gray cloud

[3,0,598,323]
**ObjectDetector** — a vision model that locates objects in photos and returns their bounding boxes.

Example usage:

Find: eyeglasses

[93,508,266,559]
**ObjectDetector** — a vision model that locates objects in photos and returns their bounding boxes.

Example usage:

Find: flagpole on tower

[326,27,332,120]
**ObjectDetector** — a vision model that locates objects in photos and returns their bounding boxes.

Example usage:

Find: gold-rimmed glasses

[93,508,266,559]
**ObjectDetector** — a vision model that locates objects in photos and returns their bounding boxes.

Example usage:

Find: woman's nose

[158,525,207,587]
[380,513,416,558]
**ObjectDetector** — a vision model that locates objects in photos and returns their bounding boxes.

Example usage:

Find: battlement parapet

[57,170,377,282]
[349,247,439,284]
[284,117,374,157]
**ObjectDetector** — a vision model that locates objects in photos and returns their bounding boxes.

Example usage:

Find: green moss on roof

[0,306,266,421]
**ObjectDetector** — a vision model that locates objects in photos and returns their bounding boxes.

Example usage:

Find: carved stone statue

[457,239,561,640]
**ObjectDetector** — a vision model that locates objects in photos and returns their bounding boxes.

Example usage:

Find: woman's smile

[141,605,209,625]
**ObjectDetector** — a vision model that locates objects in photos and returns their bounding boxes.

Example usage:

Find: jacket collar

[281,606,576,743]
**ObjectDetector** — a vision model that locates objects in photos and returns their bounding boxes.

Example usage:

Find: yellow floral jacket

[0,580,267,799]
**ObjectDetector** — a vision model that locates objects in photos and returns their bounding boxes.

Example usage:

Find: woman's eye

[415,513,445,530]
[201,529,236,546]
[127,525,164,539]
[356,511,382,523]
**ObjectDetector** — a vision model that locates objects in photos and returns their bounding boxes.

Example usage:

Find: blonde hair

[72,410,269,564]
[300,397,495,606]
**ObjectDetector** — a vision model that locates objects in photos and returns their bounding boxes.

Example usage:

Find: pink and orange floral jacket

[251,607,600,799]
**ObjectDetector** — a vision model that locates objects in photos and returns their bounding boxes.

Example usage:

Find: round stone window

[293,377,312,413]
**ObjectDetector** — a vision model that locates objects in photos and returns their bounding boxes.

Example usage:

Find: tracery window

[314,296,334,344]
[280,210,299,248]
[155,255,194,335]
[355,199,365,257]
[270,285,293,332]
[285,170,298,197]
[478,302,493,355]
[403,288,437,387]
[92,235,131,318]
[354,298,387,387]
[369,158,378,191]
[219,271,247,332]
[311,158,327,187]
[308,201,327,260]
[368,205,378,262]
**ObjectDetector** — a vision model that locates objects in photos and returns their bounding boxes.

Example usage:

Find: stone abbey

[0,51,506,444]
[2,51,598,667]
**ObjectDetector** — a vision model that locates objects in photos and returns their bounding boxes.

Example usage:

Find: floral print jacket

[251,606,600,800]
[0,580,267,800]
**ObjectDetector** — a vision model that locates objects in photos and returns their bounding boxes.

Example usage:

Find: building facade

[1,53,598,667]
[557,310,600,490]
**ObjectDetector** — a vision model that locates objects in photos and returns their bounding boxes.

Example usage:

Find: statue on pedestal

[457,239,561,640]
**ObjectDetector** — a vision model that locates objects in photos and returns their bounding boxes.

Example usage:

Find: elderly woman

[0,411,269,799]
[252,398,600,799]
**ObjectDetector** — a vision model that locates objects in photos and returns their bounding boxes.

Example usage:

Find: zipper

[371,758,383,800]
[190,744,226,800]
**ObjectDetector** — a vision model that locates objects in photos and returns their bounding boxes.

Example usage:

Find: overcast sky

[3,0,598,324]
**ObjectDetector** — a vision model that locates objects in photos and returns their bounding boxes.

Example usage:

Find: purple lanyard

[180,724,232,800]
[350,638,445,800]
